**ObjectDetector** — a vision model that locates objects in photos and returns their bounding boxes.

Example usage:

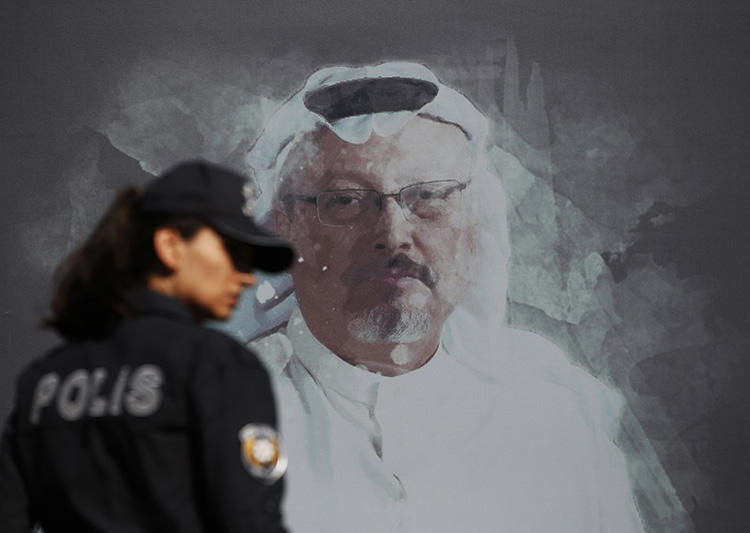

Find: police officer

[0,161,294,532]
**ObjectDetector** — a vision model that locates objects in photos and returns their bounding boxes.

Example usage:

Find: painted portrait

[2,2,748,531]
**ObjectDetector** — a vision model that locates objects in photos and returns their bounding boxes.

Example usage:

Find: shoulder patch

[238,424,287,483]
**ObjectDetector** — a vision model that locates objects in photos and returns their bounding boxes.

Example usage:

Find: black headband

[303,77,439,121]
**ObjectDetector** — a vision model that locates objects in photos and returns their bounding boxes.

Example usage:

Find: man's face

[276,116,478,348]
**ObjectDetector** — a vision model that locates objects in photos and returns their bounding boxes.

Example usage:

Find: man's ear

[152,227,185,271]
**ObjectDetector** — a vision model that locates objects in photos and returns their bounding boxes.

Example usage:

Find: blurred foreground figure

[246,63,646,532]
[0,161,294,532]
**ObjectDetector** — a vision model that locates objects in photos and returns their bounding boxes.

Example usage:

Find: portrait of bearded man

[244,62,645,533]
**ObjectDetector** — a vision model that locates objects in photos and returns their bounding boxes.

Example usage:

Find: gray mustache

[342,253,437,289]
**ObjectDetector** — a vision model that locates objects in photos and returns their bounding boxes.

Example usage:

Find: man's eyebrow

[317,171,375,189]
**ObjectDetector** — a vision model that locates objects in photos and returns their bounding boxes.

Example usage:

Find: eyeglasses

[290,179,470,227]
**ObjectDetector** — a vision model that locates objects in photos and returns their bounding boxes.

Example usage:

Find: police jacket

[0,289,288,532]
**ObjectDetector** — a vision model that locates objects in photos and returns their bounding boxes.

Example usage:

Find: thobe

[252,306,644,533]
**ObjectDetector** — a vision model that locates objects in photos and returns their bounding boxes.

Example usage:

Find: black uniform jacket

[0,289,287,532]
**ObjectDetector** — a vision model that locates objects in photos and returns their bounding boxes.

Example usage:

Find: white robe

[251,307,644,533]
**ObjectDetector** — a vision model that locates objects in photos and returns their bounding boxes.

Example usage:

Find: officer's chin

[189,302,232,323]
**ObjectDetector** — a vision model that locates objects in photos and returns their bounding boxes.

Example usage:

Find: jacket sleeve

[188,334,288,533]
[0,408,34,533]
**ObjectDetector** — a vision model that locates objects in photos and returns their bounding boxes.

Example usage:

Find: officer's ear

[152,227,187,272]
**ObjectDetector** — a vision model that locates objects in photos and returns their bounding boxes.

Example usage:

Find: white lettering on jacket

[29,365,164,423]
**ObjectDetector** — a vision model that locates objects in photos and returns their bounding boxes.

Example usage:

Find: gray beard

[346,304,431,343]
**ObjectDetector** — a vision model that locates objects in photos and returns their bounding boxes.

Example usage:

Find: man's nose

[373,195,412,251]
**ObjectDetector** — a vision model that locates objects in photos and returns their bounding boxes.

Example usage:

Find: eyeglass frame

[285,179,471,227]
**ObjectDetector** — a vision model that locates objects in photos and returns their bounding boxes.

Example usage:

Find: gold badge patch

[238,424,287,483]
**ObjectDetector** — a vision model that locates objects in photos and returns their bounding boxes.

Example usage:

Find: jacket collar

[129,288,193,323]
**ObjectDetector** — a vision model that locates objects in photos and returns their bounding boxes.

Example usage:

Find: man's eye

[319,192,368,212]
[415,186,454,201]
[325,194,359,207]
[334,195,356,205]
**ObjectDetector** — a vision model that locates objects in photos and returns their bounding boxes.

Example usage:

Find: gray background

[1,1,748,531]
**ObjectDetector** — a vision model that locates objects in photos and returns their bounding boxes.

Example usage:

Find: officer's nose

[238,271,257,287]
[373,196,412,252]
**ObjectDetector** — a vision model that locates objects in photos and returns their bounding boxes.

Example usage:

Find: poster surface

[2,1,748,531]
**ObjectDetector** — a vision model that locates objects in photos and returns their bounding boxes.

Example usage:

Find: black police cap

[140,160,295,273]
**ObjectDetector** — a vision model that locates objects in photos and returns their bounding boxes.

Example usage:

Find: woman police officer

[0,161,294,532]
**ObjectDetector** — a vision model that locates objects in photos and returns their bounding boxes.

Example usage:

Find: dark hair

[44,186,205,340]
